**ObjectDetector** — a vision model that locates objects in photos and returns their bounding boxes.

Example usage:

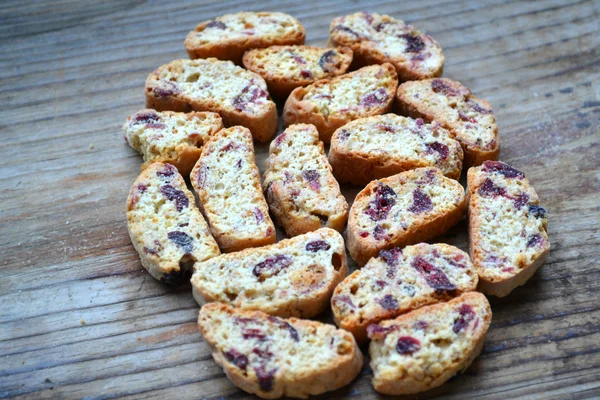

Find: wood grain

[0,0,599,398]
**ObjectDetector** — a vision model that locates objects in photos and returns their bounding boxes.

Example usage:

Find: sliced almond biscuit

[191,228,347,318]
[264,124,348,237]
[347,167,466,266]
[190,126,275,252]
[123,109,223,176]
[329,114,463,185]
[145,58,277,142]
[396,77,499,167]
[126,162,220,284]
[332,243,478,343]
[468,161,550,297]
[283,63,398,143]
[329,11,444,81]
[243,45,353,99]
[368,292,491,395]
[198,303,363,399]
[185,12,305,64]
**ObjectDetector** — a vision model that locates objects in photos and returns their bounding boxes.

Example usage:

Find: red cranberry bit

[377,124,395,133]
[411,256,457,294]
[453,303,475,333]
[379,248,402,278]
[206,20,227,29]
[156,163,176,177]
[399,33,425,53]
[220,142,238,152]
[153,81,179,98]
[302,170,320,191]
[252,348,273,361]
[333,25,362,38]
[178,222,189,227]
[253,255,293,280]
[288,51,306,64]
[414,320,429,330]
[143,246,158,255]
[378,294,399,310]
[338,129,350,141]
[224,349,248,370]
[374,280,388,289]
[253,207,265,224]
[305,240,331,252]
[167,231,194,253]
[160,185,189,211]
[132,111,160,125]
[458,110,477,123]
[268,317,300,342]
[529,205,548,218]
[361,88,389,107]
[318,50,338,72]
[334,295,356,309]
[359,231,369,238]
[366,324,395,339]
[502,267,515,273]
[196,165,208,188]
[365,183,397,221]
[242,328,267,340]
[362,11,373,25]
[274,133,287,147]
[415,118,424,127]
[478,178,506,198]
[407,188,433,214]
[425,142,449,159]
[254,366,277,391]
[513,193,530,210]
[468,99,493,114]
[373,225,389,241]
[396,336,421,355]
[233,84,267,111]
[300,70,313,79]
[483,161,525,179]
[431,79,461,97]
[137,184,147,194]
[526,233,544,248]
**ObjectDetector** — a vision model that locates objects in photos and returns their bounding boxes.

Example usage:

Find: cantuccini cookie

[123,109,223,176]
[283,63,398,142]
[191,228,347,318]
[185,12,305,64]
[368,292,491,395]
[242,45,353,99]
[328,114,463,185]
[190,126,275,252]
[329,12,444,81]
[263,124,348,237]
[396,77,499,167]
[198,303,363,399]
[347,167,466,266]
[332,243,478,343]
[468,161,550,297]
[126,162,220,284]
[145,58,277,142]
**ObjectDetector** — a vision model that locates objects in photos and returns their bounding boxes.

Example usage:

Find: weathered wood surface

[1,0,599,398]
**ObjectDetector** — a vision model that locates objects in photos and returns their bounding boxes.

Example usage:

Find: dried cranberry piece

[529,205,548,218]
[224,349,248,370]
[366,324,395,339]
[378,294,398,310]
[526,233,544,248]
[253,255,293,280]
[453,304,475,333]
[167,231,193,253]
[268,317,299,342]
[379,248,402,278]
[426,142,449,159]
[302,170,320,191]
[220,142,238,152]
[431,79,461,97]
[133,111,160,125]
[377,124,395,133]
[396,336,421,355]
[233,84,267,111]
[305,240,331,252]
[399,34,425,53]
[206,20,226,29]
[415,118,424,127]
[300,69,313,79]
[362,11,373,24]
[337,129,350,141]
[478,178,506,198]
[153,81,179,98]
[334,295,356,309]
[196,165,208,188]
[408,188,433,214]
[160,184,189,211]
[483,161,524,179]
[359,231,369,238]
[252,348,273,360]
[513,193,529,210]
[288,51,306,64]
[274,133,286,146]
[242,328,266,340]
[333,25,362,38]
[365,183,397,221]
[253,207,265,224]
[374,280,388,289]
[318,50,337,72]
[458,110,477,123]
[373,225,388,241]
[143,246,158,255]
[412,256,457,294]
[156,163,176,177]
[361,88,389,107]
[161,269,185,285]
[254,366,276,391]
[414,320,429,330]
[468,99,492,114]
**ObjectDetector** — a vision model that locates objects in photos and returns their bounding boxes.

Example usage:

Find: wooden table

[1,0,599,398]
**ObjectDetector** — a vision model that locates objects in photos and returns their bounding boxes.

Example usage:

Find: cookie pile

[123,11,550,398]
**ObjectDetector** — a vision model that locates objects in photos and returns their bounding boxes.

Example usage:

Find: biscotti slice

[329,12,444,81]
[263,124,348,237]
[468,161,550,297]
[283,63,398,143]
[368,292,491,395]
[123,109,223,176]
[332,243,478,343]
[243,46,353,99]
[198,303,363,399]
[190,126,275,252]
[191,228,347,318]
[126,162,220,284]
[329,114,463,185]
[347,167,466,266]
[396,78,499,167]
[145,58,277,142]
[184,12,305,64]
